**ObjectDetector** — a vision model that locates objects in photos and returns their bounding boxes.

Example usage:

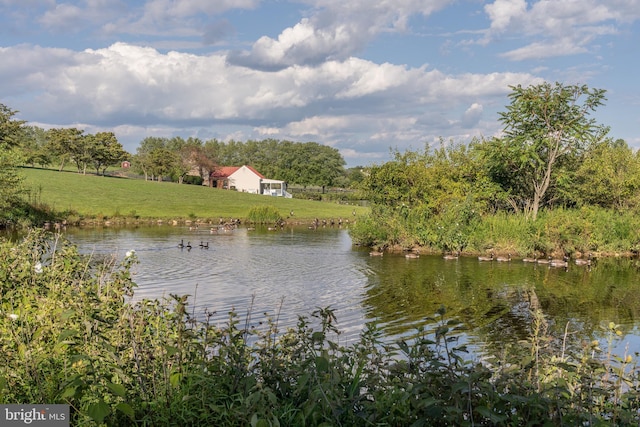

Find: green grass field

[21,167,368,222]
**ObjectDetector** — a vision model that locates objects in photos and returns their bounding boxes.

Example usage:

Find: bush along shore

[350,205,640,259]
[1,230,639,426]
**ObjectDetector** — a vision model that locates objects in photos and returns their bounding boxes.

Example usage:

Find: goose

[178,239,184,249]
[369,249,384,257]
[186,241,192,250]
[443,252,459,260]
[536,256,550,264]
[203,242,209,249]
[522,254,537,262]
[478,253,494,261]
[199,241,204,248]
[406,251,420,259]
[495,253,511,262]
[575,254,592,266]
[549,256,568,268]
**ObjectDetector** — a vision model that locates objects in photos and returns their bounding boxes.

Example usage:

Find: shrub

[183,175,204,186]
[1,231,639,425]
[246,205,282,224]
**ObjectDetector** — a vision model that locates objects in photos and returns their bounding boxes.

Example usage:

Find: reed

[246,205,283,224]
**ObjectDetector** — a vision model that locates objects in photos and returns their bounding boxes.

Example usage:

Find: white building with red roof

[208,165,290,197]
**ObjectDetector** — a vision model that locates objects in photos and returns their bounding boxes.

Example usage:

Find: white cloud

[484,0,527,34]
[228,0,454,70]
[480,0,638,60]
[0,43,537,150]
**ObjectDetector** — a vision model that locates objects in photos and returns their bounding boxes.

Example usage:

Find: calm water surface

[62,225,640,356]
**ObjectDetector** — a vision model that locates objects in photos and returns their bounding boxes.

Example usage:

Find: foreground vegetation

[12,167,366,227]
[1,230,639,426]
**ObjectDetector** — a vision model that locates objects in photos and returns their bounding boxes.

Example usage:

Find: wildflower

[8,314,18,321]
[126,250,136,258]
[34,262,43,274]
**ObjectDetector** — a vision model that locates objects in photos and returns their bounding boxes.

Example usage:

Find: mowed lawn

[21,167,368,221]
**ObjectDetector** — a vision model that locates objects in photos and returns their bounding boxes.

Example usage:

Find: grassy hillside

[21,167,367,222]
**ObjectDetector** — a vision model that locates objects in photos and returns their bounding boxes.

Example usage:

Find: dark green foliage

[183,175,204,185]
[205,138,347,188]
[2,231,639,426]
[0,104,26,225]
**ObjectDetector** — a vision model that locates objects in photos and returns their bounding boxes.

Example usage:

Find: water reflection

[361,251,640,355]
[55,226,640,356]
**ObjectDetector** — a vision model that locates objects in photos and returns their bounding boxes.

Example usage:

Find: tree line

[132,136,352,190]
[0,103,363,224]
[8,119,357,189]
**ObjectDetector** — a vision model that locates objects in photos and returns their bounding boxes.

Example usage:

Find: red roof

[210,165,265,179]
[210,166,239,178]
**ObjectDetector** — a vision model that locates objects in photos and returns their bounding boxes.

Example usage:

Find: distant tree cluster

[133,137,350,190]
[5,103,360,191]
[19,125,129,175]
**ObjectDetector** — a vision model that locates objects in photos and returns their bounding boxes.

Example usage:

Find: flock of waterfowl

[178,239,209,251]
[475,253,592,268]
[370,249,593,269]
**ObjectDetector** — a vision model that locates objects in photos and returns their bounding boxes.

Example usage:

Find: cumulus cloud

[227,0,454,70]
[480,0,638,60]
[0,42,536,158]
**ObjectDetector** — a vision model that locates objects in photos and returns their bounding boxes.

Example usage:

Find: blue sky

[1,0,639,167]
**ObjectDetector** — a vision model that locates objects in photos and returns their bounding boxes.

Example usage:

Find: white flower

[125,250,136,258]
[34,262,43,274]
[8,314,18,321]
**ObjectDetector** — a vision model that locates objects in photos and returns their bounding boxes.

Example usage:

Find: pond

[61,224,640,357]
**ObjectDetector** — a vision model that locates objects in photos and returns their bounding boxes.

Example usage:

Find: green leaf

[165,345,179,356]
[57,329,78,342]
[115,403,135,419]
[107,382,126,397]
[476,406,508,423]
[87,400,111,423]
[60,309,76,320]
[61,386,77,399]
[315,356,329,373]
[170,371,183,387]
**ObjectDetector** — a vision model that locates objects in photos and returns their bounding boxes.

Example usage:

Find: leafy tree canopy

[479,82,608,220]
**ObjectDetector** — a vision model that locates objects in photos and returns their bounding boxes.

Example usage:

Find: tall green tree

[480,82,608,220]
[133,137,169,181]
[289,142,345,190]
[0,104,26,217]
[19,126,50,167]
[88,132,129,175]
[46,128,86,172]
[149,148,178,182]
